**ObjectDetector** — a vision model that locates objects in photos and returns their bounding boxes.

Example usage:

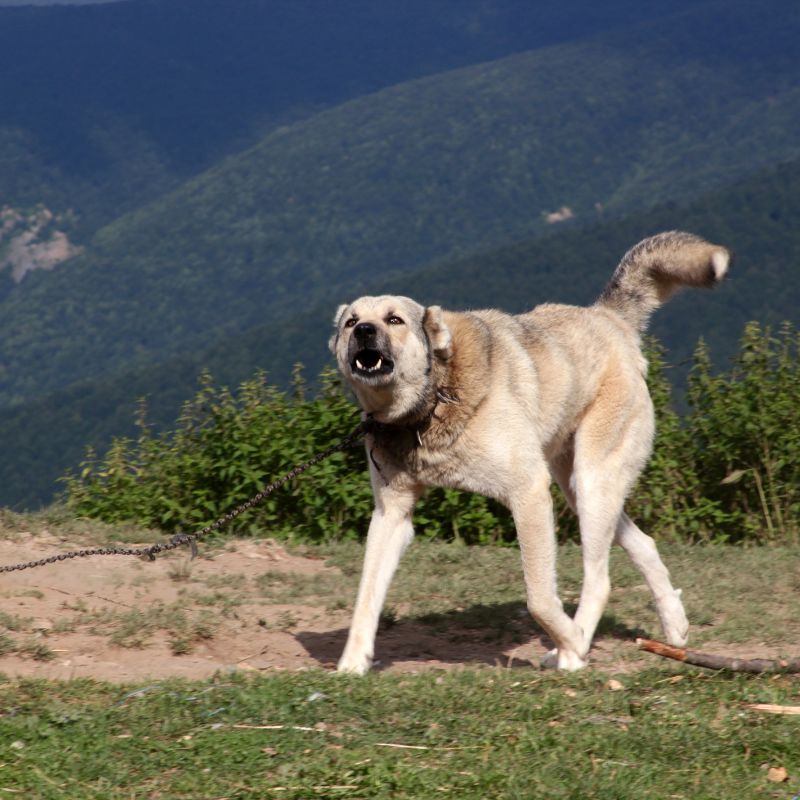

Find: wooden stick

[230,724,320,732]
[375,743,432,750]
[374,742,470,751]
[744,703,800,715]
[637,638,800,673]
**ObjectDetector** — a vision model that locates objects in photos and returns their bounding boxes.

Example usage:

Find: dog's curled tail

[597,231,730,332]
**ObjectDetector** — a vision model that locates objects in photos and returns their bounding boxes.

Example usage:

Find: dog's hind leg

[337,473,420,675]
[548,445,617,659]
[566,382,661,659]
[512,462,586,671]
[569,479,620,659]
[614,513,688,647]
[552,446,689,651]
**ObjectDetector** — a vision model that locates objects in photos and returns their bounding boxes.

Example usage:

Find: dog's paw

[658,588,689,648]
[662,620,689,649]
[540,648,588,672]
[336,651,373,676]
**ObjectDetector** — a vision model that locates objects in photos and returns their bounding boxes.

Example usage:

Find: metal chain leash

[0,421,370,574]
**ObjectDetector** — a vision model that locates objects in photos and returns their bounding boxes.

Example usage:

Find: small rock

[767,766,788,783]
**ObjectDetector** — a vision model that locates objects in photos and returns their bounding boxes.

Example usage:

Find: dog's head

[330,295,452,421]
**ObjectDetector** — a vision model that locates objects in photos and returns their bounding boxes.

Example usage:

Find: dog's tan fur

[330,231,730,674]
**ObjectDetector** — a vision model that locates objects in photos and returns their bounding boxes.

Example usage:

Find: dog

[329,231,730,674]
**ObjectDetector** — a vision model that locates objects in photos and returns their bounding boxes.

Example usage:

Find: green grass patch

[0,611,31,633]
[0,669,798,798]
[104,604,217,654]
[15,639,56,662]
[0,518,799,796]
[0,632,16,656]
[319,540,800,651]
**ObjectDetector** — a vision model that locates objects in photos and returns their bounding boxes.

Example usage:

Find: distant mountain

[0,0,696,238]
[0,1,122,5]
[1,0,798,408]
[3,155,799,509]
[158,155,800,388]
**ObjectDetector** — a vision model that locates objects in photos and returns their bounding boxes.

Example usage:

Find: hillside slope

[0,0,692,237]
[1,0,798,408]
[2,156,799,509]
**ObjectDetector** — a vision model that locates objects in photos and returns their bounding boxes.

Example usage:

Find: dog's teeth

[355,355,385,373]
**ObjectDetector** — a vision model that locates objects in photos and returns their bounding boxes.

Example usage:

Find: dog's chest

[368,425,503,496]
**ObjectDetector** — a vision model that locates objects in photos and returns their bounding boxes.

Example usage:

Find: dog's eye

[387,315,404,325]
[344,318,357,328]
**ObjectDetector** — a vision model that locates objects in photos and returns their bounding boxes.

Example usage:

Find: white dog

[330,231,730,673]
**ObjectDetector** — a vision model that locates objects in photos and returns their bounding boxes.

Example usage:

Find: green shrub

[65,367,371,542]
[64,323,799,545]
[685,322,799,543]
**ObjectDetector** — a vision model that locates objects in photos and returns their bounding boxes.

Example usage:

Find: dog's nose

[353,322,377,339]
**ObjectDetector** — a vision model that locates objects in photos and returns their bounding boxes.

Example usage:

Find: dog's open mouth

[351,348,394,379]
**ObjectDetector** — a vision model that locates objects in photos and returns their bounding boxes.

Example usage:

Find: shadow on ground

[296,600,647,671]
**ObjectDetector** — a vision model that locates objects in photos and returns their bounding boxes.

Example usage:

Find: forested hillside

[1,0,798,410]
[0,0,693,238]
[2,156,799,509]
[0,0,797,511]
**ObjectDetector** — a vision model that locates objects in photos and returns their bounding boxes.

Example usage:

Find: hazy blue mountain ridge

[0,0,798,511]
[1,0,798,408]
[0,0,699,236]
[2,155,799,509]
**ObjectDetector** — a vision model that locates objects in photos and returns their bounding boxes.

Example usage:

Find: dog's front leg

[337,474,420,675]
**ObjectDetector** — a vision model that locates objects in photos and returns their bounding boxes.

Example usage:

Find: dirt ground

[0,532,791,682]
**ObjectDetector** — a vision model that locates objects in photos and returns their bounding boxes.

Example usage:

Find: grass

[15,639,56,662]
[0,505,165,547]
[102,604,217,655]
[0,611,32,633]
[20,596,220,656]
[0,669,798,799]
[315,539,800,651]
[2,511,800,796]
[2,511,800,661]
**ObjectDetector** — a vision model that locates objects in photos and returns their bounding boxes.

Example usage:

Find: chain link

[0,421,369,574]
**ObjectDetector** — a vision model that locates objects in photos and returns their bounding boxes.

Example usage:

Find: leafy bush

[64,323,799,545]
[64,366,512,544]
[685,322,799,543]
[66,368,368,542]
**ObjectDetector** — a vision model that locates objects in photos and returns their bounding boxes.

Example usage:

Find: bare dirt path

[1,532,795,682]
[0,534,597,681]
[1,534,352,681]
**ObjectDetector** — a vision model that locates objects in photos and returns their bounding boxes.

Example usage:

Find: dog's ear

[423,305,452,359]
[329,304,348,354]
